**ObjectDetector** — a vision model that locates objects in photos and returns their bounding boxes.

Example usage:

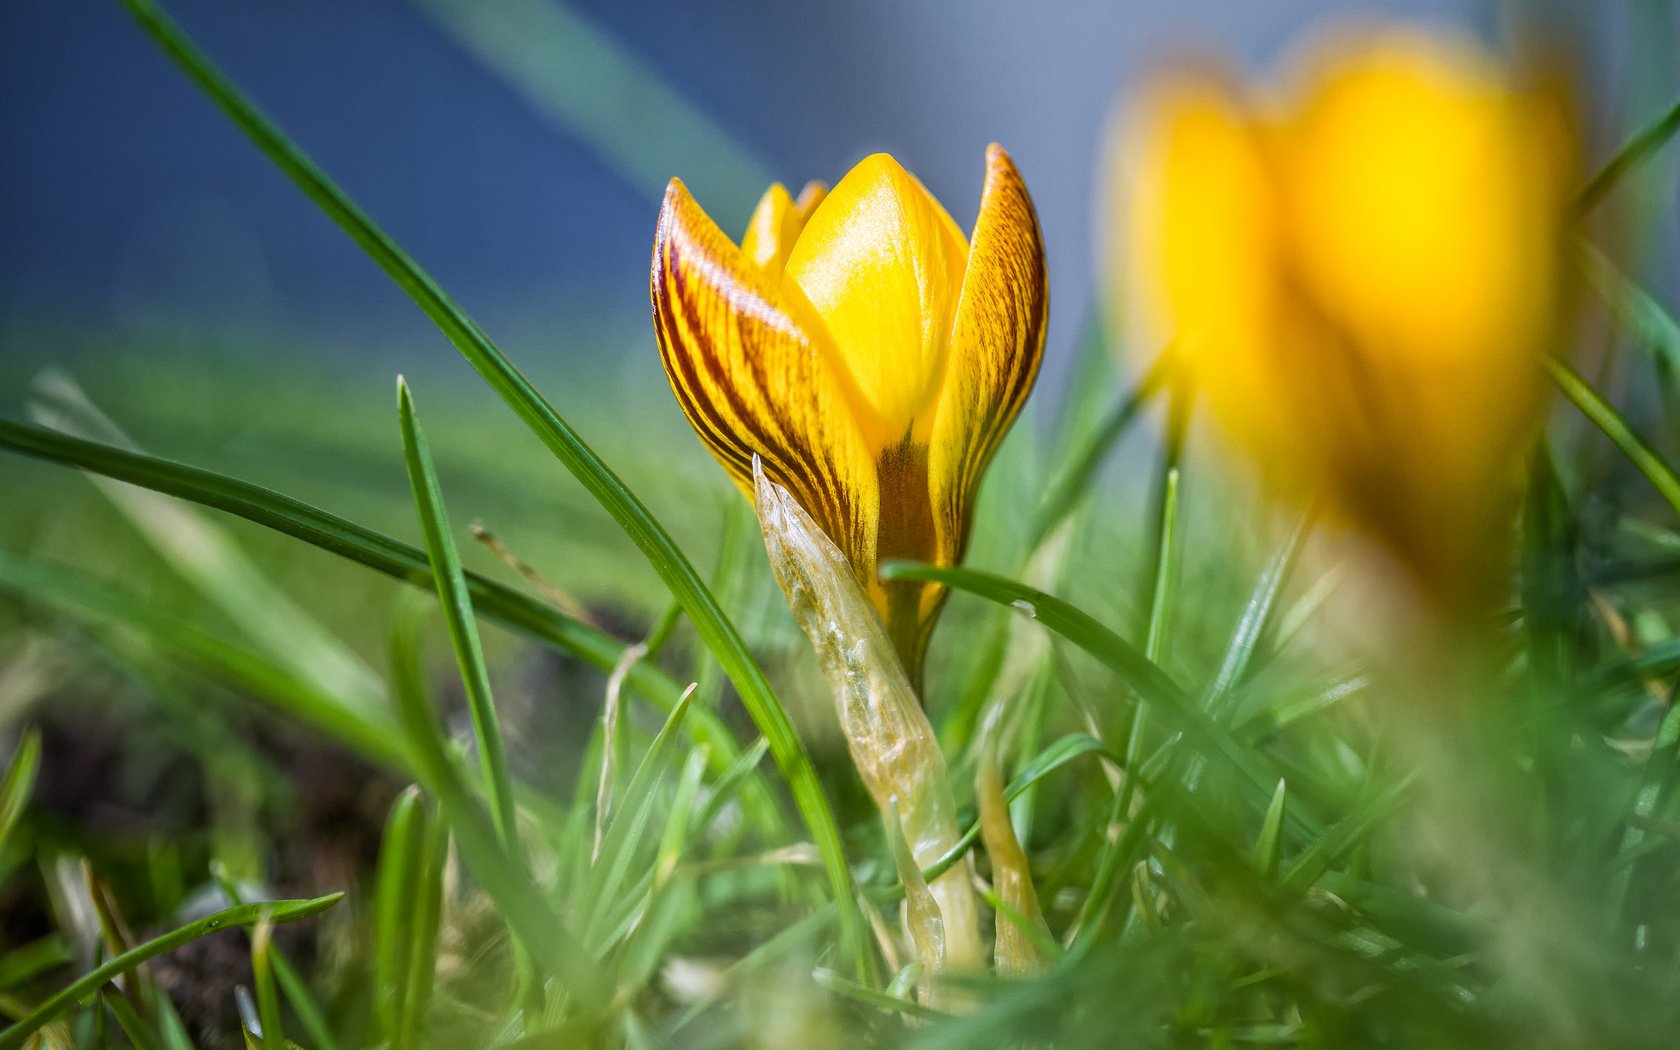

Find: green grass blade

[209,865,339,1050]
[399,812,447,1050]
[1548,357,1680,517]
[1204,511,1312,718]
[1281,776,1413,893]
[0,728,42,854]
[100,989,164,1050]
[1028,354,1166,548]
[28,373,380,702]
[1579,244,1680,372]
[0,895,342,1050]
[810,968,949,1024]
[880,561,1288,818]
[688,737,769,839]
[1253,779,1288,879]
[581,687,695,947]
[120,0,862,967]
[250,917,284,1050]
[386,600,608,1007]
[0,417,742,773]
[372,788,427,1044]
[654,747,710,886]
[921,733,1120,883]
[1576,94,1680,216]
[398,378,519,849]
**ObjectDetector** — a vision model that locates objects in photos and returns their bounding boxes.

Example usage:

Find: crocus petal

[651,178,878,565]
[928,144,1048,580]
[1119,73,1306,481]
[783,154,970,450]
[739,183,801,273]
[793,180,828,224]
[1273,34,1565,585]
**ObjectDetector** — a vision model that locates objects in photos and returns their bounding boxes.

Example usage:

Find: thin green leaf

[810,968,950,1024]
[922,734,1119,884]
[880,561,1296,825]
[581,686,696,947]
[372,788,427,1044]
[1576,94,1680,216]
[120,0,862,967]
[0,550,407,769]
[0,895,342,1050]
[1204,511,1313,718]
[250,917,284,1050]
[0,728,41,853]
[400,810,447,1050]
[100,989,164,1050]
[0,418,745,781]
[210,864,340,1050]
[1549,357,1680,517]
[1254,779,1288,879]
[398,378,519,849]
[28,373,380,702]
[386,599,608,1007]
[1282,776,1414,893]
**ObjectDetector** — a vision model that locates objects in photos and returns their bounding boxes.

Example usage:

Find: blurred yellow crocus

[652,146,1048,681]
[1112,30,1573,603]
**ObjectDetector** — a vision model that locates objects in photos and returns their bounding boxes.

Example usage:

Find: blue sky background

[0,1,1666,387]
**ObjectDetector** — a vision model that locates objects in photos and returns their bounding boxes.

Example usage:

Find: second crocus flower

[1109,29,1574,607]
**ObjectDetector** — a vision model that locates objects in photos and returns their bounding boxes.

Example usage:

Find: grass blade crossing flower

[653,146,1048,684]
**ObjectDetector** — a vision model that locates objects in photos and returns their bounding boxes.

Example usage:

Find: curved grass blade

[881,561,1286,815]
[0,418,742,777]
[0,895,342,1050]
[811,968,950,1024]
[119,0,862,967]
[1548,357,1680,517]
[1576,94,1680,216]
[1281,775,1414,893]
[398,378,519,849]
[922,733,1119,884]
[210,864,340,1050]
[28,372,380,702]
[0,550,409,770]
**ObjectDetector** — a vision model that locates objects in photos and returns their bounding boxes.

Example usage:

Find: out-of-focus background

[3,0,1666,611]
[0,0,1670,675]
[4,2,1664,380]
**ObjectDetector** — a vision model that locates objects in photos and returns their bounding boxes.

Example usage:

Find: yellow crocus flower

[652,146,1048,682]
[1111,30,1572,605]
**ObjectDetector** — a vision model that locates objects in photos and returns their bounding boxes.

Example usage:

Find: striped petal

[927,144,1048,592]
[651,179,877,567]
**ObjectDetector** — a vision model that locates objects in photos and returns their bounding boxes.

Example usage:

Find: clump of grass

[2,1,1680,1047]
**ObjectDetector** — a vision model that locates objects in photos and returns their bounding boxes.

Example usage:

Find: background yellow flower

[1110,29,1575,605]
